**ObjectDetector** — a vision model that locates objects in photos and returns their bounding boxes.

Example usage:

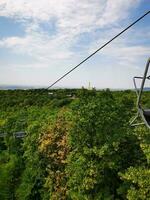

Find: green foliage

[119,167,150,200]
[66,90,145,199]
[0,89,150,200]
[0,152,22,200]
[118,126,150,200]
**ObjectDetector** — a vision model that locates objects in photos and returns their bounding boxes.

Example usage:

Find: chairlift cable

[46,11,150,89]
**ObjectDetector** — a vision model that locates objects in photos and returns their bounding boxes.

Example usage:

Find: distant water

[0,85,37,90]
[143,87,150,91]
[0,85,60,90]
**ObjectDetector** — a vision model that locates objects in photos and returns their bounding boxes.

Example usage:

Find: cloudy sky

[0,0,150,89]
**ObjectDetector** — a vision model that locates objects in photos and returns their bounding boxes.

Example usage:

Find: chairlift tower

[130,57,150,128]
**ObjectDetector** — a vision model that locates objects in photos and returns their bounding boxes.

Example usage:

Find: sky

[0,0,150,89]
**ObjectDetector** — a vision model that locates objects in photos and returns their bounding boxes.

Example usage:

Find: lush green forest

[0,88,150,200]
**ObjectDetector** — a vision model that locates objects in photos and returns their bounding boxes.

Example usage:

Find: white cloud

[96,0,140,26]
[1,0,149,88]
[0,0,140,29]
[0,0,142,62]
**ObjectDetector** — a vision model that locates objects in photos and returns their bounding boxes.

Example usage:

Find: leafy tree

[118,126,150,200]
[39,108,72,200]
[0,152,22,200]
[66,91,144,199]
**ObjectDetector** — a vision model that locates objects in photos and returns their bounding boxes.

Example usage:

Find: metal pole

[137,58,150,108]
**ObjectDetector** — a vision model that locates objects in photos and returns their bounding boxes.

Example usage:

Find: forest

[0,88,150,200]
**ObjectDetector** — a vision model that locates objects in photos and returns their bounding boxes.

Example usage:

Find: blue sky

[0,0,150,89]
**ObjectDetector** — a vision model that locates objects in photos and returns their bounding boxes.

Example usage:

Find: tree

[39,108,72,200]
[66,91,143,199]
